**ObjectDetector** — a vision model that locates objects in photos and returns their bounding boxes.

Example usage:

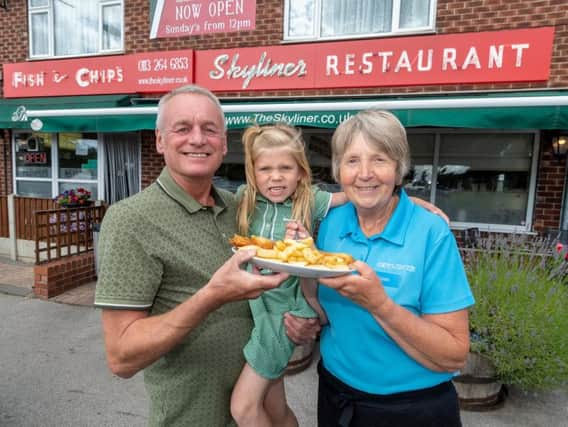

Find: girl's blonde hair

[237,124,314,236]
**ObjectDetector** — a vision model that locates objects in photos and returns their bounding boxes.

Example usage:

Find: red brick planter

[33,253,96,299]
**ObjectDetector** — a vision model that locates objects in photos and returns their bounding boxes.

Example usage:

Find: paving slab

[0,258,34,297]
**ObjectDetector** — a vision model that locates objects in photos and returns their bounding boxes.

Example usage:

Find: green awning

[0,94,135,130]
[225,106,568,130]
[3,91,568,132]
[222,91,568,130]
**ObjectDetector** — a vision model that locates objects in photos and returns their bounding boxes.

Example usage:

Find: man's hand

[283,313,321,344]
[410,197,450,224]
[202,249,289,309]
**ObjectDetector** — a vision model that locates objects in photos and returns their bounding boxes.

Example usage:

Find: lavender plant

[464,234,568,390]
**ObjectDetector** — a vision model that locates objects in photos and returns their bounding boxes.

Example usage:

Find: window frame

[283,0,437,42]
[28,0,124,59]
[99,0,124,53]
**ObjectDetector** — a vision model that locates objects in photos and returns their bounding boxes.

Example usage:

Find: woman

[314,110,475,426]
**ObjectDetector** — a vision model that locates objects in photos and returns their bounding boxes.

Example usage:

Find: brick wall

[0,2,27,88]
[534,137,567,232]
[141,130,165,189]
[33,253,96,299]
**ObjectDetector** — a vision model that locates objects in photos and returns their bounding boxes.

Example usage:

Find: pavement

[1,258,567,426]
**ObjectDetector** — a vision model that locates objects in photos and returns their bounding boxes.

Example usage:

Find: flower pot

[58,201,93,208]
[452,352,506,411]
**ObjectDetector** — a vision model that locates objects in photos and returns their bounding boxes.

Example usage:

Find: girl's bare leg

[231,363,273,426]
[264,377,299,427]
[231,363,298,427]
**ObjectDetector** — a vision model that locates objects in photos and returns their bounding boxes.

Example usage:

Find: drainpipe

[2,129,9,196]
[7,194,17,261]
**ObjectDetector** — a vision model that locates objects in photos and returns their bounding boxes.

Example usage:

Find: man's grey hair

[155,84,226,131]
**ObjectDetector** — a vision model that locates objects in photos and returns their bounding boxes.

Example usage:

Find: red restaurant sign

[196,27,554,91]
[150,0,256,39]
[3,50,193,98]
[3,27,553,98]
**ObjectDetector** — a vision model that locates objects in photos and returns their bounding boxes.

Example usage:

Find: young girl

[230,123,345,427]
[230,123,448,426]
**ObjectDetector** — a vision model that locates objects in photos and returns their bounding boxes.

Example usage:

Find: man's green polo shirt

[95,168,251,427]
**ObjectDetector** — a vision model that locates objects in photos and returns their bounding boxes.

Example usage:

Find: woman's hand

[318,261,392,315]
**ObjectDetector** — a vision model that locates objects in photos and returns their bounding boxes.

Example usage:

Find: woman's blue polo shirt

[316,190,475,394]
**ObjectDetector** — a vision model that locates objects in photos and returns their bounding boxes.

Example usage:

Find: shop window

[28,0,124,58]
[404,132,536,230]
[14,132,53,198]
[214,131,246,193]
[58,133,99,199]
[404,133,435,200]
[284,0,435,41]
[435,133,533,227]
[13,131,100,200]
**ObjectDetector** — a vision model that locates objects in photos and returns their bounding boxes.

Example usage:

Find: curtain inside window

[31,12,49,56]
[288,0,315,37]
[54,0,99,56]
[399,0,430,29]
[102,4,122,50]
[322,0,391,36]
[103,133,140,204]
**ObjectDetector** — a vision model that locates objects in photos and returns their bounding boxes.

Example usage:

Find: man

[95,85,318,426]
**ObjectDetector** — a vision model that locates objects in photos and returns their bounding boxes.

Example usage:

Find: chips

[230,234,354,269]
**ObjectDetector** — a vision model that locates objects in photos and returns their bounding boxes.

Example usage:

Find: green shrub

[464,235,568,390]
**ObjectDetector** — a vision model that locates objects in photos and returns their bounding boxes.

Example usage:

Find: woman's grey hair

[155,84,226,131]
[330,110,410,186]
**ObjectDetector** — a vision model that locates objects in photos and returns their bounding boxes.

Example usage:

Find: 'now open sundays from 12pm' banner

[149,0,256,39]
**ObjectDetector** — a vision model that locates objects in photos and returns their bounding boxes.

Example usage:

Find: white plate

[233,248,353,278]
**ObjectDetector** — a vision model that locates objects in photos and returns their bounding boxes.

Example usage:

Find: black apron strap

[334,393,355,427]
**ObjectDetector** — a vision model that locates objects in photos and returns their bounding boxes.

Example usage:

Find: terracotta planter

[452,352,506,411]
